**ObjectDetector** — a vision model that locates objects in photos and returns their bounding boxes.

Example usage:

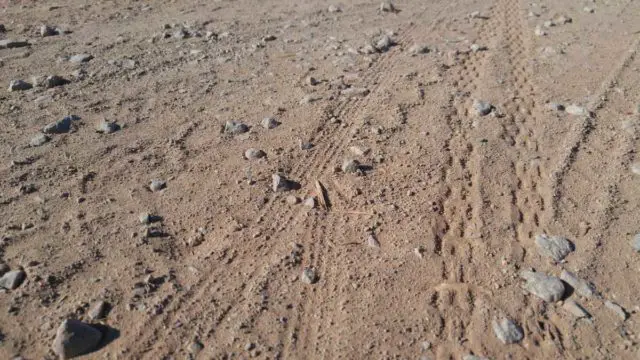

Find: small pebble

[470,44,487,52]
[374,35,394,52]
[245,148,266,160]
[408,44,429,55]
[69,53,93,63]
[328,4,342,13]
[341,87,370,98]
[535,234,574,261]
[492,318,523,344]
[96,120,120,134]
[520,270,565,302]
[631,233,640,251]
[306,76,319,86]
[367,234,380,248]
[149,179,166,192]
[301,267,318,284]
[303,197,316,208]
[546,102,565,111]
[350,146,370,156]
[562,299,590,318]
[556,15,572,24]
[40,24,57,37]
[472,99,492,116]
[44,75,69,88]
[631,163,640,176]
[224,120,249,134]
[43,116,74,134]
[189,340,204,355]
[605,301,628,320]
[380,1,397,12]
[559,270,595,298]
[342,159,360,173]
[534,26,546,36]
[30,133,50,147]
[272,174,292,192]
[565,104,588,116]
[583,7,594,13]
[261,117,280,129]
[286,195,300,205]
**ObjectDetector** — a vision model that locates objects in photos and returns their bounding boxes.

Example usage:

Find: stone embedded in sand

[408,44,429,55]
[559,269,595,298]
[562,299,590,318]
[224,120,249,134]
[374,35,394,52]
[261,117,279,129]
[543,20,555,28]
[245,148,266,160]
[328,4,342,13]
[520,270,565,302]
[286,195,300,205]
[605,300,628,320]
[96,120,120,134]
[40,24,57,37]
[380,1,397,13]
[631,163,640,176]
[69,54,93,63]
[306,76,319,86]
[30,133,50,147]
[149,179,166,192]
[52,319,102,359]
[0,39,29,49]
[8,79,32,91]
[0,269,26,290]
[565,104,587,116]
[556,15,572,24]
[472,100,492,116]
[470,43,487,53]
[535,234,574,261]
[303,197,316,208]
[546,102,565,111]
[583,7,594,13]
[463,356,488,360]
[534,26,546,36]
[632,233,640,251]
[45,75,69,88]
[367,234,380,248]
[341,87,370,98]
[301,267,318,284]
[272,174,292,192]
[342,159,360,173]
[43,116,74,134]
[492,318,523,344]
[88,300,108,320]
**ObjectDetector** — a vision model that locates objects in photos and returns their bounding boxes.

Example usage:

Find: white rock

[301,267,318,284]
[534,26,547,36]
[565,104,588,116]
[342,159,360,173]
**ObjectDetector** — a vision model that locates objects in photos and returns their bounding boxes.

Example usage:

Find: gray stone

[328,4,342,13]
[40,24,57,37]
[341,87,370,98]
[0,264,9,276]
[0,39,29,49]
[244,148,266,160]
[565,104,587,116]
[342,159,360,173]
[562,299,590,318]
[44,75,69,88]
[306,76,319,86]
[189,340,204,354]
[631,233,640,252]
[224,120,249,134]
[349,146,370,156]
[367,234,380,248]
[8,80,32,91]
[299,94,322,104]
[43,116,76,134]
[96,120,120,134]
[272,174,291,192]
[149,179,166,192]
[559,270,595,298]
[472,100,492,116]
[88,300,107,320]
[535,234,574,261]
[492,318,523,344]
[605,301,628,320]
[520,270,565,302]
[409,44,429,55]
[0,270,26,290]
[30,133,50,147]
[52,319,102,359]
[534,26,546,36]
[69,54,93,63]
[374,35,394,52]
[261,117,279,129]
[301,267,318,284]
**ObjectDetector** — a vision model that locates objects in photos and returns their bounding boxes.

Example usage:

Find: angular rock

[470,44,487,53]
[472,100,492,116]
[69,54,93,63]
[0,270,26,290]
[374,35,394,52]
[30,133,50,147]
[0,39,29,49]
[261,117,279,129]
[342,159,360,173]
[272,174,292,192]
[631,233,640,251]
[43,116,77,134]
[40,24,58,37]
[380,1,398,13]
[301,267,318,284]
[96,120,120,134]
[245,148,266,160]
[0,264,9,276]
[52,319,102,359]
[632,163,640,176]
[224,120,249,134]
[306,76,319,86]
[535,234,574,261]
[349,146,370,156]
[149,179,166,192]
[463,356,488,360]
[559,269,595,298]
[367,234,380,248]
[565,104,587,116]
[562,299,590,318]
[408,44,429,55]
[44,75,69,88]
[88,300,108,320]
[8,79,32,91]
[605,300,628,320]
[520,270,565,302]
[492,318,523,344]
[546,102,565,111]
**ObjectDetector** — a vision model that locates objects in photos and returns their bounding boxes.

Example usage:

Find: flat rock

[520,270,565,302]
[149,179,166,192]
[605,301,628,320]
[535,234,574,261]
[559,269,595,298]
[408,44,429,55]
[565,104,588,116]
[224,120,249,134]
[472,99,492,116]
[342,159,360,173]
[52,319,102,359]
[463,356,488,360]
[0,270,26,290]
[470,44,487,52]
[8,79,32,91]
[631,233,640,251]
[301,267,318,284]
[492,318,523,344]
[88,300,108,320]
[367,234,380,248]
[0,39,29,49]
[374,35,394,52]
[245,148,266,160]
[562,299,590,318]
[43,116,77,134]
[261,117,279,129]
[30,133,50,147]
[631,163,640,176]
[69,54,93,63]
[341,87,370,98]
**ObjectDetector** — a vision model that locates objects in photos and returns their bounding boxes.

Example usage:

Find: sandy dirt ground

[1,0,640,359]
